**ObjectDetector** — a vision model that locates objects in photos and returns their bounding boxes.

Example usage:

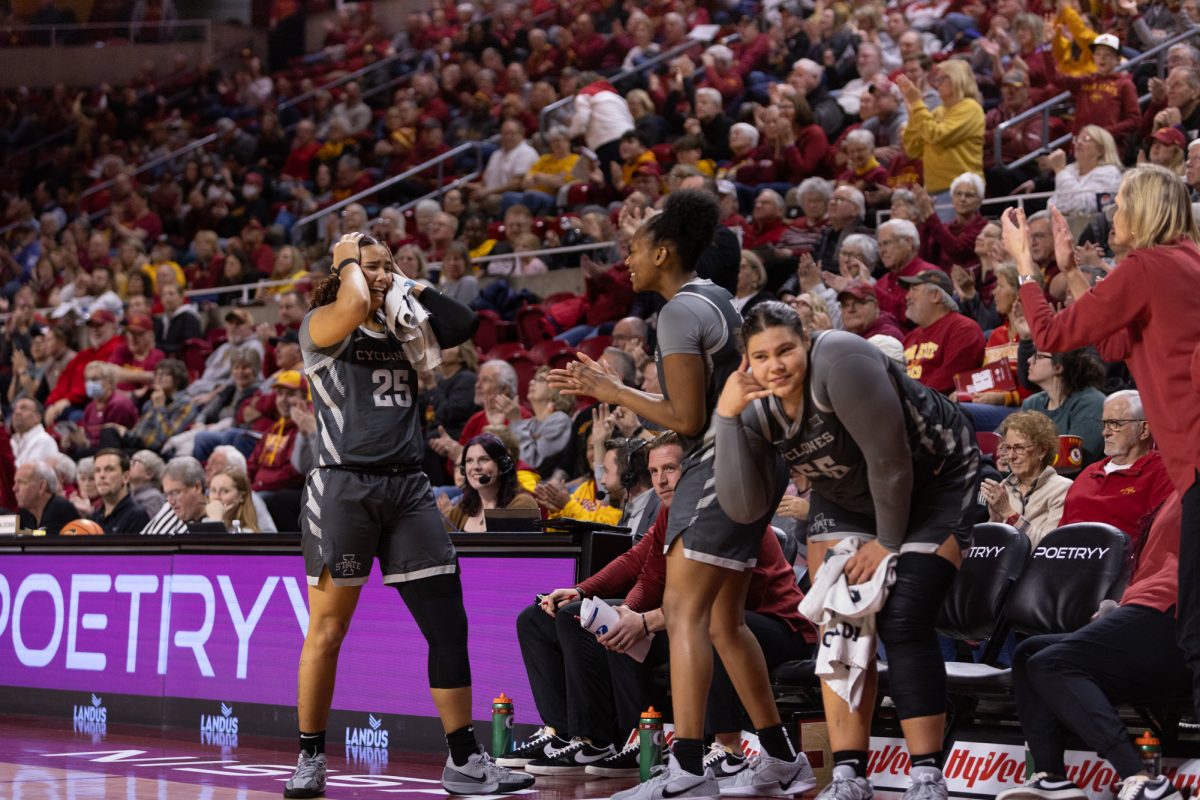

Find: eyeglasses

[996,443,1037,455]
[1102,418,1143,431]
[1029,352,1054,362]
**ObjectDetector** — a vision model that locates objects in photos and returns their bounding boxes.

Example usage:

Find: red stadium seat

[531,339,577,370]
[514,305,556,349]
[487,342,533,363]
[473,310,515,353]
[509,352,542,398]
[576,334,612,361]
[181,338,212,379]
[542,291,578,306]
[976,431,1001,456]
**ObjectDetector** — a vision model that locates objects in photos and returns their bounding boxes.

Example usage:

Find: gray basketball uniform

[656,279,777,570]
[716,331,980,552]
[300,315,456,586]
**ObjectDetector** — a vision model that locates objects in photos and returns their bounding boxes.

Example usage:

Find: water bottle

[638,706,663,782]
[230,520,243,533]
[1135,731,1161,776]
[491,693,514,756]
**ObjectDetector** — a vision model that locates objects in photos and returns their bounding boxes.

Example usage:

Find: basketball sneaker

[442,746,537,794]
[526,737,616,775]
[496,726,570,767]
[718,749,815,796]
[814,770,875,800]
[704,743,750,788]
[283,751,326,798]
[995,772,1088,800]
[902,770,948,800]
[610,753,720,800]
[1115,774,1182,800]
[586,741,644,778]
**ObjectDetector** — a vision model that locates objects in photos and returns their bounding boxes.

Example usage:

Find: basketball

[59,519,104,536]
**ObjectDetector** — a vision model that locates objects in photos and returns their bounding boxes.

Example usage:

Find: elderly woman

[779,177,832,256]
[917,173,987,269]
[889,188,921,222]
[836,128,888,192]
[732,250,775,316]
[898,59,985,209]
[501,125,580,216]
[1020,347,1107,468]
[980,410,1072,545]
[1047,125,1123,215]
[503,366,576,475]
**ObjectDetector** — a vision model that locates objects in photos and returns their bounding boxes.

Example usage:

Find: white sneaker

[719,750,816,797]
[495,726,569,767]
[610,753,720,800]
[1115,774,1182,800]
[283,751,326,798]
[442,746,537,795]
[814,772,875,800]
[704,743,750,788]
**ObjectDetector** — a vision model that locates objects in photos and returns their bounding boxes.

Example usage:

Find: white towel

[798,538,897,711]
[383,279,442,373]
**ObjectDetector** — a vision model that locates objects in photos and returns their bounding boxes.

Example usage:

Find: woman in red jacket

[1000,163,1200,726]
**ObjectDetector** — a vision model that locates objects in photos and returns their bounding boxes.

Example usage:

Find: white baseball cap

[1090,33,1121,52]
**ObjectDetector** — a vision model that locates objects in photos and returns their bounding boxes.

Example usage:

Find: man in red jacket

[44,310,124,427]
[510,433,813,778]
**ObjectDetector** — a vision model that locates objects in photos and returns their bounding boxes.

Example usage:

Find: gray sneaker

[610,753,720,800]
[720,751,816,797]
[443,746,537,795]
[814,773,875,800]
[903,771,948,800]
[283,751,326,798]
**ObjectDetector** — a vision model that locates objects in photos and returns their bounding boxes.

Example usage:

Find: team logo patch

[337,554,362,576]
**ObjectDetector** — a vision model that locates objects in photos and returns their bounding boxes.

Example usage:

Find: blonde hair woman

[898,59,984,199]
[1002,165,1200,742]
[1046,125,1123,215]
[205,467,261,532]
[260,245,309,297]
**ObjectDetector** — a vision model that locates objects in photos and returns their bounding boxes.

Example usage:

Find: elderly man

[788,59,845,139]
[610,317,651,370]
[861,77,908,162]
[743,190,789,250]
[1141,67,1200,140]
[812,184,873,272]
[10,397,58,467]
[187,308,265,399]
[160,456,223,532]
[874,218,940,323]
[838,283,905,340]
[838,43,885,117]
[681,87,734,164]
[467,120,540,209]
[15,462,77,535]
[129,450,167,517]
[1059,390,1175,540]
[91,448,151,534]
[901,270,986,395]
[425,212,459,261]
[44,308,124,426]
[430,360,531,466]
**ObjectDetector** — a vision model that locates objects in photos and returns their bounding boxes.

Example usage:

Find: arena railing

[77,132,219,213]
[994,27,1198,170]
[538,35,709,134]
[1,18,212,46]
[289,139,491,243]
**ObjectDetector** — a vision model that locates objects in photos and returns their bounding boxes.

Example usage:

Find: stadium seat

[531,339,577,370]
[1053,435,1084,474]
[576,334,612,361]
[976,431,1001,457]
[473,310,515,354]
[514,305,556,349]
[181,338,212,379]
[509,352,542,398]
[486,342,533,363]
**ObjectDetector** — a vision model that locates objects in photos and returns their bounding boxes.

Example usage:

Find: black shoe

[525,737,616,775]
[495,726,570,768]
[585,741,642,778]
[996,773,1088,800]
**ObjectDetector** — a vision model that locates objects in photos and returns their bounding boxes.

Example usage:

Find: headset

[618,437,651,491]
[461,433,516,485]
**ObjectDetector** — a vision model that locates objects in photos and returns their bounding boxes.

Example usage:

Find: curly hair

[309,235,397,309]
[998,410,1060,468]
[639,189,719,273]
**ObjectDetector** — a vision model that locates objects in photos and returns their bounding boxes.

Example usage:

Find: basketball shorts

[301,468,457,587]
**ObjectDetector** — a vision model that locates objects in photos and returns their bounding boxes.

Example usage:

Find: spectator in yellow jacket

[899,59,985,210]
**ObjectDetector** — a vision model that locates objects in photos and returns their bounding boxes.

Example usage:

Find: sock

[674,738,706,775]
[757,724,797,761]
[447,724,478,767]
[833,750,870,780]
[299,730,325,757]
[911,751,946,770]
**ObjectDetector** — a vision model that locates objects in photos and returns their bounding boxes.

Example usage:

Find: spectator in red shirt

[901,269,986,394]
[565,14,611,72]
[247,370,306,493]
[874,218,940,323]
[526,28,564,81]
[411,73,451,124]
[44,310,124,426]
[1059,390,1175,541]
[114,189,163,245]
[1047,33,1140,145]
[428,359,532,470]
[282,119,321,181]
[107,313,164,394]
[836,129,889,191]
[916,175,987,270]
[77,361,140,450]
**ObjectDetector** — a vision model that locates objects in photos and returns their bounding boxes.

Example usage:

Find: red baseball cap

[124,313,154,332]
[1151,126,1187,150]
[86,309,118,326]
[837,282,878,303]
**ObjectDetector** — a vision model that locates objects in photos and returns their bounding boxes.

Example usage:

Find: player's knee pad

[876,552,957,720]
[397,573,472,689]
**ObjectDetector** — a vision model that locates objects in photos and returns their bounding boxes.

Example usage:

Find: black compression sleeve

[416,287,479,348]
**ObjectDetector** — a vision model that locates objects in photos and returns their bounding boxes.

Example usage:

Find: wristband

[334,257,358,278]
[641,613,650,636]
[1005,513,1021,526]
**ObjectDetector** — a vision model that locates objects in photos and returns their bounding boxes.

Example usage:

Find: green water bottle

[1136,731,1162,776]
[638,706,664,782]
[492,693,514,756]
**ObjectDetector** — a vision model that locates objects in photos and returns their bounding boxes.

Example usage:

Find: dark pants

[1180,474,1200,719]
[1013,604,1191,778]
[596,139,622,192]
[515,600,617,743]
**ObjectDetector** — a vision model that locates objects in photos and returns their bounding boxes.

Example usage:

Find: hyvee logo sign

[345,713,389,764]
[72,693,107,739]
[199,702,239,748]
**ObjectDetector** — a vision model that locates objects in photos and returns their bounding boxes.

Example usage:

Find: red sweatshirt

[1059,451,1175,542]
[1020,239,1200,494]
[903,312,986,395]
[46,335,124,408]
[1119,490,1180,613]
[1049,64,1139,139]
[248,416,303,492]
[920,212,986,270]
[578,506,810,634]
[876,255,938,323]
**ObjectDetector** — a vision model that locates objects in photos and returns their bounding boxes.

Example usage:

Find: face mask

[85,380,104,399]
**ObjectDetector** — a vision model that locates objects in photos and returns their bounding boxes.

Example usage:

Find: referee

[284,232,535,798]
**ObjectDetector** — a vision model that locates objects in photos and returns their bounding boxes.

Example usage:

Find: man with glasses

[874,218,938,324]
[838,283,904,340]
[1059,390,1174,542]
[812,185,873,272]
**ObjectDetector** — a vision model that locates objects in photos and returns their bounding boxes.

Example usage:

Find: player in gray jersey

[284,233,534,799]
[714,302,981,800]
[550,191,814,800]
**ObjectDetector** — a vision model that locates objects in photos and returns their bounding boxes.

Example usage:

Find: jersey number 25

[372,368,413,407]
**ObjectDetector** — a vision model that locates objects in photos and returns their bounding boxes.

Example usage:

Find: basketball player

[284,232,535,798]
[549,191,814,800]
[713,302,980,800]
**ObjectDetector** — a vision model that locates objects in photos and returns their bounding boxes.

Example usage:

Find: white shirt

[12,423,59,467]
[482,142,539,190]
[567,87,636,151]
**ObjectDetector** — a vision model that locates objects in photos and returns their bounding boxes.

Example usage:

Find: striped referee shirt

[140,503,187,536]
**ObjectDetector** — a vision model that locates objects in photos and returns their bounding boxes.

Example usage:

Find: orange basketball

[60,519,105,536]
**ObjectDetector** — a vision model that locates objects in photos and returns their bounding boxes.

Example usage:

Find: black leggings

[1179,474,1200,720]
[395,571,472,689]
[877,552,958,720]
